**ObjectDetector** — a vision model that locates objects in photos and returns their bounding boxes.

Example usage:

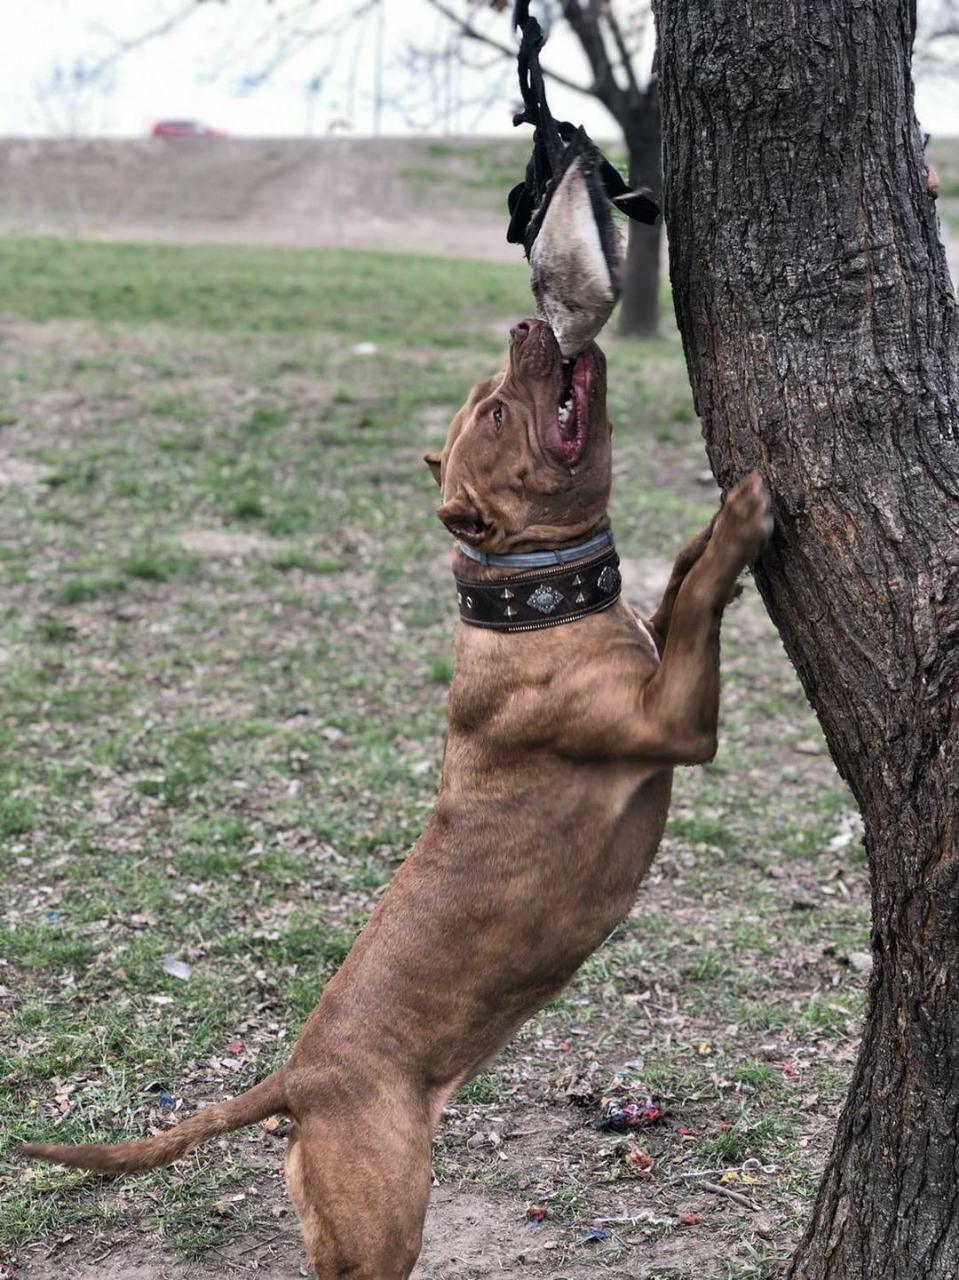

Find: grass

[0,234,867,1276]
[0,238,526,351]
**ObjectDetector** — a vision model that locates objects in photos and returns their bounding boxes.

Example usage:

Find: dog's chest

[572,766,671,896]
[500,766,673,979]
[499,766,670,929]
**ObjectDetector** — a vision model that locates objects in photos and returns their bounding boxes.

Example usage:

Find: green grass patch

[0,238,528,350]
[456,1074,505,1105]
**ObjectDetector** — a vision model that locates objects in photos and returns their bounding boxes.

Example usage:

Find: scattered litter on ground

[581,1225,611,1242]
[595,1095,663,1132]
[624,1144,655,1177]
[161,955,192,981]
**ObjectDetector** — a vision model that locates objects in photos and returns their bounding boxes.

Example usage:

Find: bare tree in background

[30,57,120,235]
[32,59,118,140]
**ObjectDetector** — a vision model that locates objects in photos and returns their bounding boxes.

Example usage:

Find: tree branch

[198,0,381,83]
[601,5,642,101]
[422,0,593,97]
[557,0,627,121]
[85,1,200,80]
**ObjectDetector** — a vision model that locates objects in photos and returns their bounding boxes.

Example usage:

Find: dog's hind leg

[286,1105,432,1280]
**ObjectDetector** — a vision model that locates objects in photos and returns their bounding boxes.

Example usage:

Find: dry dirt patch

[0,456,50,490]
[25,1189,564,1280]
[178,530,290,560]
[618,555,673,609]
[0,139,514,261]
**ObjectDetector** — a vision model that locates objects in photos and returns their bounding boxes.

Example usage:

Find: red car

[151,120,224,138]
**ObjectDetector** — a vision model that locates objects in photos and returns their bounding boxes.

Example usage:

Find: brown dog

[21,319,772,1278]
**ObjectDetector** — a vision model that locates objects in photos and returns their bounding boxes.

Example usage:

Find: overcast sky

[0,0,956,140]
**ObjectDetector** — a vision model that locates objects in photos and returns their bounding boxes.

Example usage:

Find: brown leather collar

[455,547,621,632]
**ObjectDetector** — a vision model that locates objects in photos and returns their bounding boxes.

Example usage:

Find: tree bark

[654,1,959,1277]
[619,84,663,339]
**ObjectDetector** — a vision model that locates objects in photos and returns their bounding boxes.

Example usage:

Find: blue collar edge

[456,528,613,569]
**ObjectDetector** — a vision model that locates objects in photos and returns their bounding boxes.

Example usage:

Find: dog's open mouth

[442,512,491,545]
[552,350,594,468]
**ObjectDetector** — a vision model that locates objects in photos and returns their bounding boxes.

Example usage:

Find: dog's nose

[510,320,533,345]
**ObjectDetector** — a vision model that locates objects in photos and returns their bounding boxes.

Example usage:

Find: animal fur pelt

[506,0,659,355]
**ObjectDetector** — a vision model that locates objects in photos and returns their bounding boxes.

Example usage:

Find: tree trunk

[618,85,663,339]
[654,1,959,1277]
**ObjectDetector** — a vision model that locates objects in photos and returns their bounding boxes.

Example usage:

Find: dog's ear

[423,452,442,487]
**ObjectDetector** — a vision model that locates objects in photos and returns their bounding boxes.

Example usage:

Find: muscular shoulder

[446,604,657,748]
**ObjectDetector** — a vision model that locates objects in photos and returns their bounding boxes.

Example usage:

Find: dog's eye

[492,404,504,428]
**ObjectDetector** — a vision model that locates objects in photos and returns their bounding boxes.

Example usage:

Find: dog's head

[425,319,611,552]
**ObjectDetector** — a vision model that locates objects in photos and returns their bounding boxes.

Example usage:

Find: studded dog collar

[456,546,621,632]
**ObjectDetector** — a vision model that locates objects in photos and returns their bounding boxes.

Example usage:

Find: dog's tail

[19,1068,287,1174]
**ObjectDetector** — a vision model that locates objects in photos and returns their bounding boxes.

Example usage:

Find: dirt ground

[17,1184,578,1279]
[0,139,515,260]
[10,1177,726,1280]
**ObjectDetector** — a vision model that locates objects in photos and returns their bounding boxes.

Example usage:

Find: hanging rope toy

[506,0,659,356]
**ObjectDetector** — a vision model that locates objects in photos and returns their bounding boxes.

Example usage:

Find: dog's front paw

[716,472,773,564]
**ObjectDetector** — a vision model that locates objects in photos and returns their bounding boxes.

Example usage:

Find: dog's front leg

[647,516,717,645]
[637,473,772,763]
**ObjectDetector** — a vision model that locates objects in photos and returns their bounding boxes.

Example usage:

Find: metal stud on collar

[527,584,564,615]
[597,565,621,594]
